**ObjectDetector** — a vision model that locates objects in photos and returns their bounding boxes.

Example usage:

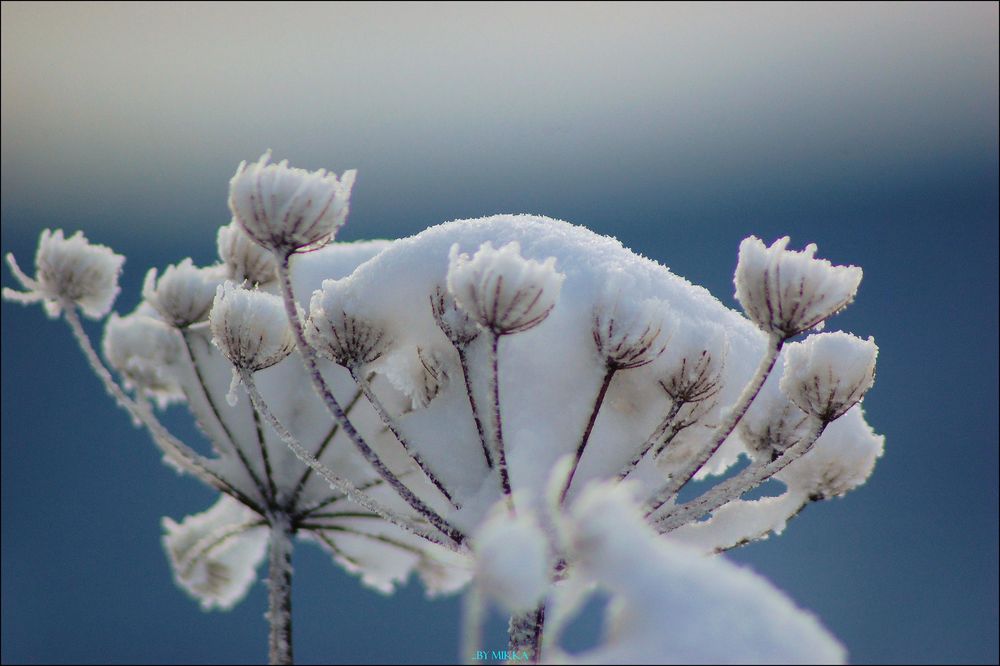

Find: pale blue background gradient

[2,3,997,663]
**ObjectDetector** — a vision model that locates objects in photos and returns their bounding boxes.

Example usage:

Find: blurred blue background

[2,2,997,663]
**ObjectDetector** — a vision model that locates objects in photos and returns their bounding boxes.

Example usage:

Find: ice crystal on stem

[4,154,885,665]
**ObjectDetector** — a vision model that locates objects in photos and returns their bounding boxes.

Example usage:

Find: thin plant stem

[287,387,364,512]
[616,399,685,482]
[644,333,784,513]
[240,369,460,551]
[350,367,459,508]
[458,346,492,469]
[61,303,259,510]
[461,586,485,666]
[252,401,279,504]
[180,330,269,498]
[487,331,513,505]
[559,365,617,505]
[508,603,546,664]
[655,418,827,530]
[274,254,465,547]
[266,513,294,666]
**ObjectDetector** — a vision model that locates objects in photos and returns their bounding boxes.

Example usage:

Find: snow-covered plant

[3,153,884,665]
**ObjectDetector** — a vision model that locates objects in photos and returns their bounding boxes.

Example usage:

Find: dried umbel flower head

[593,295,669,370]
[161,495,268,611]
[447,241,564,336]
[780,332,878,422]
[102,311,183,405]
[142,259,220,328]
[228,151,357,255]
[734,236,862,339]
[739,392,811,459]
[217,220,278,285]
[209,281,295,374]
[305,278,390,369]
[3,229,124,319]
[430,284,481,347]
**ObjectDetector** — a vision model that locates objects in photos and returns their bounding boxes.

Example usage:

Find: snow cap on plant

[210,281,295,374]
[228,151,357,255]
[102,311,183,405]
[474,505,550,614]
[217,220,279,285]
[161,495,268,611]
[3,229,124,319]
[447,241,564,335]
[306,278,390,369]
[734,236,862,338]
[142,259,220,328]
[430,284,480,348]
[780,332,878,422]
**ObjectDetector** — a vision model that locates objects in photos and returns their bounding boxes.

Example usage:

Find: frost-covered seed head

[430,285,481,347]
[734,236,862,338]
[102,311,183,403]
[780,332,878,422]
[217,220,278,285]
[161,495,268,611]
[447,241,564,336]
[209,282,295,372]
[3,229,124,319]
[382,347,449,410]
[306,278,389,368]
[474,508,550,613]
[778,409,884,500]
[739,397,811,459]
[228,152,357,255]
[142,259,220,328]
[659,348,724,405]
[592,297,669,370]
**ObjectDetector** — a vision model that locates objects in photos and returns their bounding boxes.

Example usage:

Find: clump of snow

[734,236,862,338]
[3,229,125,319]
[474,505,550,613]
[161,495,268,611]
[780,332,878,421]
[228,151,356,254]
[102,310,184,407]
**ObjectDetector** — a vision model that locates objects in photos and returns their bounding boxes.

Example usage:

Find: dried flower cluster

[4,153,883,665]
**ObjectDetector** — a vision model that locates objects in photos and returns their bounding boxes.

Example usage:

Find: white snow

[780,332,878,421]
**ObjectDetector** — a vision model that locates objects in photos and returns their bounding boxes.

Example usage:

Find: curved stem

[240,370,460,551]
[559,365,616,505]
[266,513,294,666]
[350,367,459,508]
[61,304,261,511]
[645,334,784,513]
[655,418,826,530]
[274,254,465,547]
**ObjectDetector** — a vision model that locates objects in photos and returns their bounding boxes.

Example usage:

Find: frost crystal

[780,332,878,421]
[3,229,124,319]
[228,151,356,255]
[734,236,862,338]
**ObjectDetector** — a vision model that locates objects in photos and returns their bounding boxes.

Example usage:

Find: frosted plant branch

[559,365,616,504]
[487,330,514,505]
[645,332,784,513]
[616,397,686,481]
[238,368,458,550]
[348,366,460,509]
[273,254,466,547]
[61,302,254,506]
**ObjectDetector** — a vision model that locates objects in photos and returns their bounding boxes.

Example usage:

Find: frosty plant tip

[4,153,884,665]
